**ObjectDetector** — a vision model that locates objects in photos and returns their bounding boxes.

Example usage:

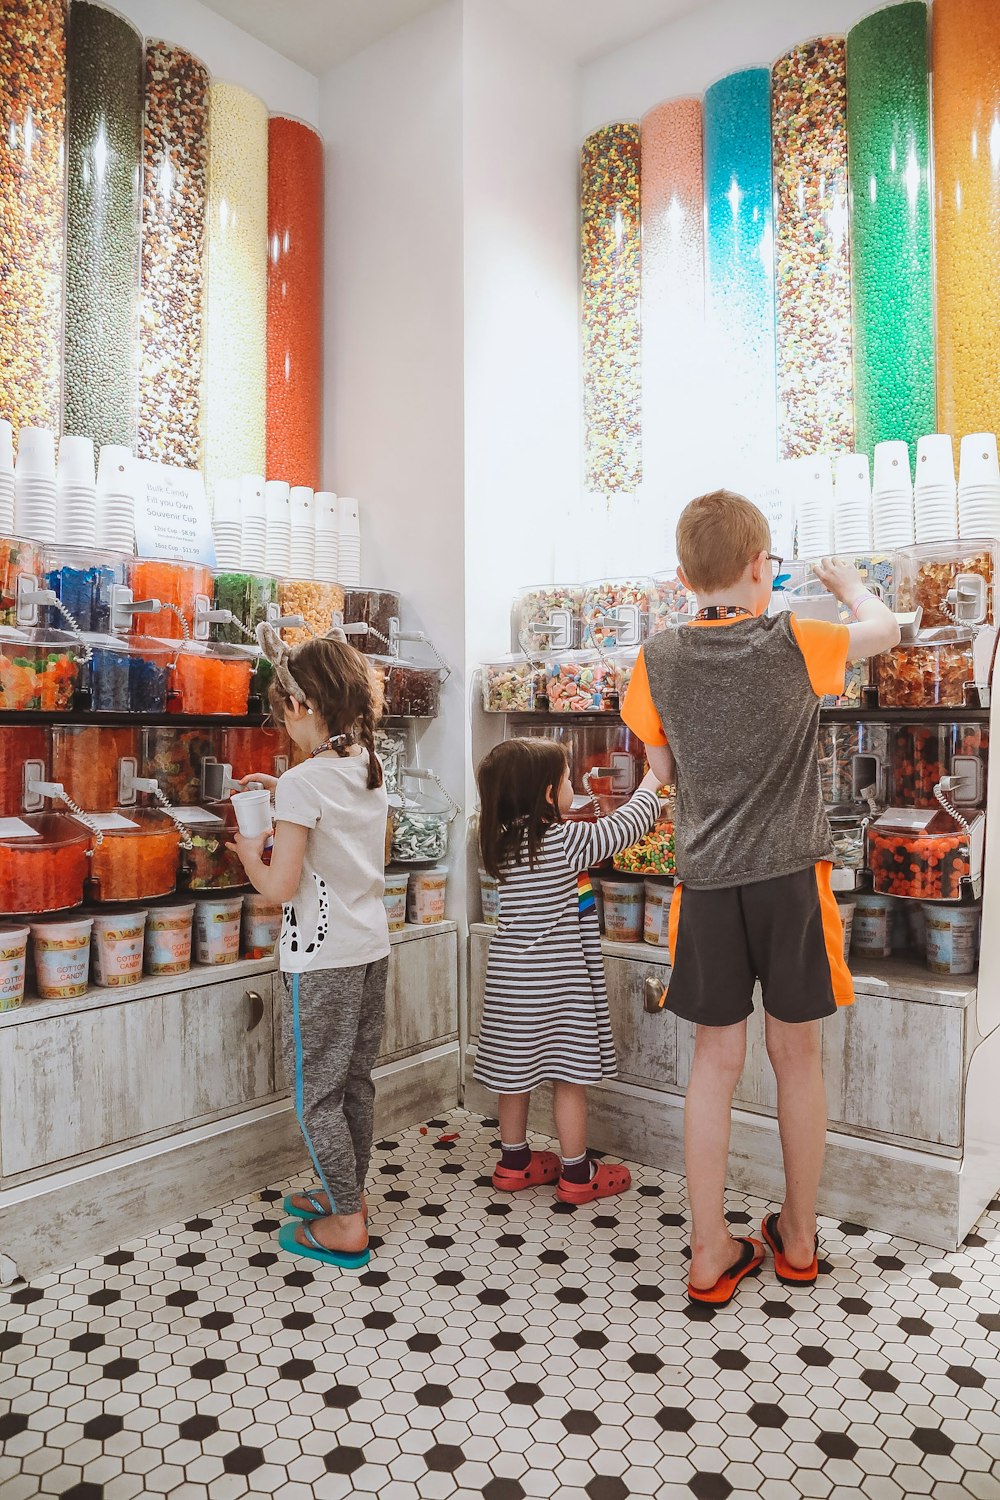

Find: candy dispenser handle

[147,785,195,852]
[934,778,973,845]
[392,627,451,681]
[401,766,460,822]
[20,590,93,663]
[27,780,104,846]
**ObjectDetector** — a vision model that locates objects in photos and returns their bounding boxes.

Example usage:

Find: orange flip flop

[555,1160,631,1204]
[687,1236,764,1306]
[761,1212,819,1285]
[492,1150,560,1191]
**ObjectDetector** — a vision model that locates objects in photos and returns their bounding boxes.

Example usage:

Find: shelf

[820,706,990,724]
[0,711,270,728]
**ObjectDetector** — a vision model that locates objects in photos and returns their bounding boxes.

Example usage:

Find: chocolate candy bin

[183,802,248,890]
[895,539,996,628]
[0,536,42,627]
[545,651,617,713]
[0,627,79,711]
[890,723,989,810]
[220,726,292,783]
[40,546,127,634]
[0,813,91,915]
[875,628,974,709]
[582,577,651,649]
[868,812,971,901]
[341,587,401,654]
[515,586,583,652]
[481,656,544,714]
[169,641,256,716]
[276,578,345,646]
[77,634,172,713]
[142,727,220,806]
[85,810,181,903]
[383,660,441,719]
[51,726,141,813]
[0,726,49,816]
[128,558,215,640]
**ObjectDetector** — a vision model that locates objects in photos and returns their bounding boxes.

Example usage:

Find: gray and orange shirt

[621,611,850,890]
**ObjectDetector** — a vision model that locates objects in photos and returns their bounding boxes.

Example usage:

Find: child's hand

[236,772,278,793]
[228,830,270,868]
[813,556,868,608]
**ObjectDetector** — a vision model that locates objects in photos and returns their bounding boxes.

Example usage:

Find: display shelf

[0,711,270,729]
[820,705,990,725]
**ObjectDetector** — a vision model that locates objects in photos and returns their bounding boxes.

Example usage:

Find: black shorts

[665,862,854,1027]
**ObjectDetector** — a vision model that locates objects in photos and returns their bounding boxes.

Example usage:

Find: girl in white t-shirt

[233,627,390,1270]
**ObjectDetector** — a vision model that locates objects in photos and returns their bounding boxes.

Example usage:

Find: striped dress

[475,788,661,1093]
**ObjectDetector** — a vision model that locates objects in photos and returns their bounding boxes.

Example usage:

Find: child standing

[233,628,390,1270]
[476,738,665,1202]
[621,490,900,1305]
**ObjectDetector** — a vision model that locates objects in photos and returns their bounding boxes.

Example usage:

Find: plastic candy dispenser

[890,723,988,810]
[875,628,975,708]
[220,726,291,782]
[0,627,80,710]
[182,802,248,890]
[86,810,182,902]
[75,634,173,713]
[50,726,141,813]
[545,650,617,712]
[895,539,996,628]
[390,768,457,864]
[276,579,344,645]
[581,578,651,649]
[127,558,215,639]
[0,725,49,816]
[39,546,129,634]
[0,536,42,627]
[868,798,984,902]
[141,727,220,806]
[341,588,401,654]
[169,641,257,716]
[515,586,583,651]
[481,656,545,713]
[0,813,92,914]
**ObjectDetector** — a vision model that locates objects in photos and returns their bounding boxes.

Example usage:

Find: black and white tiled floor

[3,1110,1000,1500]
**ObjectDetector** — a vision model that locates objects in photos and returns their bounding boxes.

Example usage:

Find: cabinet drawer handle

[644,977,668,1014]
[245,990,265,1032]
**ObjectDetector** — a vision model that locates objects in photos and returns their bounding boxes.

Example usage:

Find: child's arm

[560,769,663,872]
[813,557,901,660]
[231,820,307,904]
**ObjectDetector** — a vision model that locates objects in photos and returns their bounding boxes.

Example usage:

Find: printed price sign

[133,461,217,566]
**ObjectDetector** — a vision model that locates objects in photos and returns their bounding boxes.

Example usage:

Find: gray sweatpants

[282,958,388,1216]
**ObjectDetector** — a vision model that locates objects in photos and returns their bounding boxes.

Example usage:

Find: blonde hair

[676,489,771,593]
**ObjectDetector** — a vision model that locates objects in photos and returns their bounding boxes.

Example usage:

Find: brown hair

[477,737,568,879]
[268,637,385,789]
[676,489,771,593]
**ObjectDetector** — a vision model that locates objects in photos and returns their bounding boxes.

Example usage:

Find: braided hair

[267,636,385,789]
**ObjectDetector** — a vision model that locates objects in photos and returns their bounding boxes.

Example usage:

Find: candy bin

[0,628,79,710]
[828,809,868,892]
[128,558,214,639]
[142,727,220,805]
[85,810,182,903]
[564,723,645,795]
[221,726,292,782]
[390,770,456,864]
[875,628,974,709]
[342,587,400,654]
[649,571,695,634]
[183,802,248,890]
[375,728,407,795]
[76,634,173,713]
[481,656,544,713]
[515,586,583,651]
[545,651,617,712]
[851,553,896,606]
[40,546,127,634]
[0,537,42,627]
[818,723,888,807]
[51,726,141,812]
[0,814,91,914]
[211,571,278,644]
[607,790,676,877]
[169,642,256,716]
[868,807,978,901]
[277,579,344,645]
[895,539,996,627]
[0,725,49,815]
[384,660,441,718]
[582,578,651,649]
[611,649,638,703]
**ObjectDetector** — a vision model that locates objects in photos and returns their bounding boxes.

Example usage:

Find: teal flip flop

[278,1220,371,1269]
[283,1191,327,1220]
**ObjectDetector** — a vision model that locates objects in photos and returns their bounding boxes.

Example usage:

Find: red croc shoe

[761,1212,819,1286]
[491,1150,561,1191]
[687,1237,764,1307]
[555,1160,631,1204]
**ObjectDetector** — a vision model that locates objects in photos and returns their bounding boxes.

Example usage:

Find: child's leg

[552,1079,586,1160]
[685,1021,748,1289]
[764,1014,826,1268]
[342,957,389,1198]
[498,1092,531,1163]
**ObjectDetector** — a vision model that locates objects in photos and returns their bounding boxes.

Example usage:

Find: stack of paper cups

[337,496,361,585]
[240,475,267,572]
[213,478,242,569]
[57,435,97,549]
[265,480,291,578]
[289,486,315,577]
[784,456,834,559]
[914,434,958,543]
[0,420,14,534]
[14,427,58,543]
[313,491,339,583]
[872,441,914,548]
[957,433,1000,539]
[833,454,873,554]
[95,445,136,554]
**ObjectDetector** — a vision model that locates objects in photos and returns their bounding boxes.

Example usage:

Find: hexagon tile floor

[2,1111,1000,1500]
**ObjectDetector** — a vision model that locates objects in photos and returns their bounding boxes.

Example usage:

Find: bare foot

[776,1210,817,1270]
[290,1190,369,1221]
[296,1210,367,1255]
[689,1234,746,1291]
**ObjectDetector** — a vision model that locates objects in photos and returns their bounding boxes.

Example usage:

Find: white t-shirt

[274,752,390,973]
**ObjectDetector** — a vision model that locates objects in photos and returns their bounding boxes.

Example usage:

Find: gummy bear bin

[0,814,91,915]
[894,540,997,628]
[40,546,127,634]
[0,628,79,711]
[875,630,974,709]
[51,725,141,813]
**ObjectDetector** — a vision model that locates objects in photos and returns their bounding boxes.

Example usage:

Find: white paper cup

[0,925,29,1011]
[601,878,644,943]
[194,896,243,965]
[230,788,274,838]
[383,871,409,933]
[58,433,96,485]
[30,918,94,999]
[145,902,195,975]
[406,868,447,925]
[241,893,282,958]
[16,426,56,476]
[479,868,500,926]
[91,909,146,988]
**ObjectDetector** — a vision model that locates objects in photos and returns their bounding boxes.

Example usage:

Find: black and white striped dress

[475,789,661,1093]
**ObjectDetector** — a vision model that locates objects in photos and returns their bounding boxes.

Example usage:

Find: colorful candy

[482,658,541,713]
[876,633,973,709]
[391,810,448,864]
[516,586,582,651]
[896,548,994,628]
[869,824,970,901]
[0,636,77,710]
[582,579,650,649]
[545,653,616,713]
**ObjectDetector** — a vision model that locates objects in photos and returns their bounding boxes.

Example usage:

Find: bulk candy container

[829,809,868,891]
[142,727,220,805]
[545,651,616,712]
[170,641,255,715]
[649,571,695,633]
[611,649,638,702]
[51,725,140,812]
[129,558,214,639]
[895,540,996,628]
[40,546,127,634]
[890,723,988,810]
[0,814,91,914]
[341,587,400,654]
[391,773,453,864]
[0,726,49,815]
[515,585,583,651]
[582,578,651,649]
[276,578,344,645]
[875,628,974,708]
[383,660,441,718]
[76,634,172,713]
[481,656,544,713]
[817,722,888,806]
[0,628,79,710]
[563,723,645,796]
[220,725,291,782]
[375,729,407,795]
[868,811,971,901]
[211,570,278,644]
[0,537,42,627]
[184,801,247,890]
[86,810,181,903]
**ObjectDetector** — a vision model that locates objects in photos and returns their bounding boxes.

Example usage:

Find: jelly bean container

[481,656,543,713]
[85,810,182,903]
[544,650,617,713]
[407,868,448,925]
[0,814,91,915]
[90,909,146,988]
[128,558,215,639]
[382,871,409,933]
[515,585,583,651]
[0,626,79,711]
[894,539,996,628]
[0,725,49,816]
[40,545,128,634]
[169,641,256,716]
[341,587,400,654]
[145,901,196,975]
[582,578,651,649]
[875,628,974,709]
[194,895,243,965]
[0,925,30,1010]
[30,916,94,999]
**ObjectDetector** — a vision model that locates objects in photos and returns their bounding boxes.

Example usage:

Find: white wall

[114,0,320,123]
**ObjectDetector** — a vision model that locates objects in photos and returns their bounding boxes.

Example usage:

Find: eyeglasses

[767,554,791,591]
[767,554,783,577]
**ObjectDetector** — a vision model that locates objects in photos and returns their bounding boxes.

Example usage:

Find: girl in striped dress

[476,737,665,1203]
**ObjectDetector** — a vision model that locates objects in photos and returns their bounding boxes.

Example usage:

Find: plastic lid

[0,812,91,845]
[0,625,80,650]
[159,638,261,661]
[906,626,974,646]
